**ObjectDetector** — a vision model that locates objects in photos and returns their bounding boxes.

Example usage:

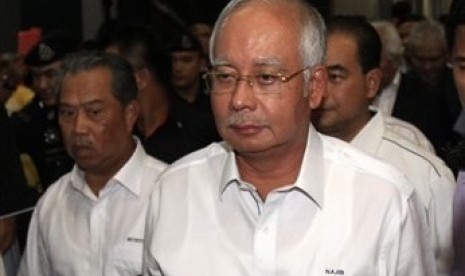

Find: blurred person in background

[0,53,34,116]
[371,20,434,152]
[187,21,212,57]
[169,32,209,110]
[10,31,77,191]
[169,32,220,145]
[98,22,209,163]
[393,20,461,159]
[0,60,38,276]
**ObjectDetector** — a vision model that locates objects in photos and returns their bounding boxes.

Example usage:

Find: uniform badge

[39,43,55,62]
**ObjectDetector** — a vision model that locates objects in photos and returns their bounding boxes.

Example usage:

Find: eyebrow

[59,99,104,108]
[253,57,282,67]
[452,56,465,63]
[32,68,57,75]
[326,64,347,73]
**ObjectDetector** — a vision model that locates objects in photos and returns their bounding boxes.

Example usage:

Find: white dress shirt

[351,111,455,276]
[18,139,167,276]
[144,126,433,276]
[383,114,435,153]
[372,70,401,116]
[0,256,5,276]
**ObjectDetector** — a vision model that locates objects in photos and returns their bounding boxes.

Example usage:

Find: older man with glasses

[143,0,431,275]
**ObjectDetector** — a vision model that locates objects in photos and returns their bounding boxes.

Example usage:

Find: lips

[71,145,93,159]
[229,123,263,136]
[312,107,326,116]
[172,75,186,82]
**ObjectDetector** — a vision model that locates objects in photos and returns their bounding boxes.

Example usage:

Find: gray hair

[55,51,138,106]
[406,20,447,52]
[371,20,404,63]
[209,0,326,72]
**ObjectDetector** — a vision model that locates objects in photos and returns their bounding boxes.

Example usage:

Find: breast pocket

[109,242,143,276]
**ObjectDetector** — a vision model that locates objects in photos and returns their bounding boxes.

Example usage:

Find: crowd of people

[1,0,465,275]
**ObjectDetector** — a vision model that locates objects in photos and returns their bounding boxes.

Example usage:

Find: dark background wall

[21,0,82,39]
[117,0,329,26]
[0,0,21,52]
[0,0,329,53]
[116,0,329,43]
[0,0,82,52]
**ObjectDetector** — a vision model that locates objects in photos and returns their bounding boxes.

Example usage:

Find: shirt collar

[381,70,401,94]
[392,69,401,86]
[70,137,146,198]
[295,126,326,208]
[113,138,146,196]
[218,126,326,208]
[219,143,241,195]
[351,110,384,156]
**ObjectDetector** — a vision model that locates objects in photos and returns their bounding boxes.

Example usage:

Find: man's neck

[139,104,169,138]
[235,138,307,201]
[333,113,372,143]
[84,140,136,196]
[176,82,200,103]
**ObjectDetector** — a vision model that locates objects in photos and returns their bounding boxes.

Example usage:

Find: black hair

[55,51,137,106]
[95,21,173,91]
[327,15,381,74]
[399,14,425,25]
[446,0,465,51]
[391,1,412,22]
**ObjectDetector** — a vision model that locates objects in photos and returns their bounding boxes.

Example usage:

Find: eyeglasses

[447,56,465,69]
[203,67,310,94]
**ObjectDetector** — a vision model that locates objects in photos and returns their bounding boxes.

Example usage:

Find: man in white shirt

[18,51,167,275]
[143,1,432,275]
[313,15,455,275]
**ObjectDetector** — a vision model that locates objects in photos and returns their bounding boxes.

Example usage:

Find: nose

[229,76,257,111]
[172,60,180,72]
[72,111,89,135]
[37,75,48,91]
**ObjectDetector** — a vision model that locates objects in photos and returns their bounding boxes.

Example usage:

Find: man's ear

[134,68,150,91]
[366,68,382,100]
[125,100,140,132]
[308,65,327,109]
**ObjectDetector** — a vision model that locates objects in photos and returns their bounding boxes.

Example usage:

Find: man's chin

[74,157,96,171]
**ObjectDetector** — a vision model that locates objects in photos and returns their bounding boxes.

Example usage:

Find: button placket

[253,193,283,276]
